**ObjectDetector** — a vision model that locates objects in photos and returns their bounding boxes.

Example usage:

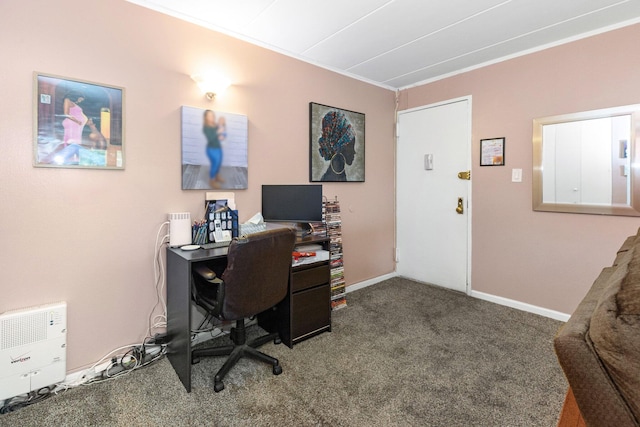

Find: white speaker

[168,212,192,247]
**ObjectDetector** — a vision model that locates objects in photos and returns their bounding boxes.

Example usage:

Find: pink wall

[400,24,640,314]
[0,0,395,371]
[4,0,638,374]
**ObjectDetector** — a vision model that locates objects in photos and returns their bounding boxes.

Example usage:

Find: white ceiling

[127,0,640,90]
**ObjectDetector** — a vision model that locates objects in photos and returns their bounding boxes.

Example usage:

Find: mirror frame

[533,104,640,216]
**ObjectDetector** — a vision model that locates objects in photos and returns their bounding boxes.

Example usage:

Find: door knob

[456,197,464,214]
[458,170,471,180]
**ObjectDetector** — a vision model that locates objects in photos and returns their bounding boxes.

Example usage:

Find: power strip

[57,345,165,390]
[191,328,225,347]
[190,317,258,347]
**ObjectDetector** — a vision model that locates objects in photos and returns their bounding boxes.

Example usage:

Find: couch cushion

[590,246,640,422]
[614,239,636,266]
[618,235,637,255]
[619,249,640,314]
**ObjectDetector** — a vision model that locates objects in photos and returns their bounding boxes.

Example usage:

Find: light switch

[424,154,433,170]
[512,168,522,183]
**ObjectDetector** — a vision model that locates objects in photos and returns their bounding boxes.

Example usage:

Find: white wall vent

[0,302,67,401]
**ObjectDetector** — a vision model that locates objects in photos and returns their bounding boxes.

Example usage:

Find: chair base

[191,319,282,392]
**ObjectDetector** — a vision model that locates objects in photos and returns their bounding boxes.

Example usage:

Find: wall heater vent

[1,312,48,350]
[0,302,67,401]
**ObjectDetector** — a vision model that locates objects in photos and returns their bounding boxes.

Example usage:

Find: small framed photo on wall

[480,137,505,166]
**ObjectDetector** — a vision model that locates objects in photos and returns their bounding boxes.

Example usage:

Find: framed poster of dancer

[34,73,125,169]
[309,102,365,182]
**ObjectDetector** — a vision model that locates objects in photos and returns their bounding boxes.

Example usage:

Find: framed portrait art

[309,102,365,182]
[181,106,248,190]
[34,73,125,169]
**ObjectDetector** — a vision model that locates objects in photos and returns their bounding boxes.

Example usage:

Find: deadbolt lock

[457,170,471,180]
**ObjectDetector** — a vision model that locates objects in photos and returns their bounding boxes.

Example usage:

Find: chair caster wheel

[273,364,282,375]
[214,381,225,392]
[274,337,282,345]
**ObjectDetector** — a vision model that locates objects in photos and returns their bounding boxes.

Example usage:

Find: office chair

[191,227,296,392]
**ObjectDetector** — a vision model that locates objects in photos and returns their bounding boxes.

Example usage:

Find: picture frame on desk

[33,72,125,169]
[309,102,365,182]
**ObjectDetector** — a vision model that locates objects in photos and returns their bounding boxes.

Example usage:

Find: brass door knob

[456,197,464,214]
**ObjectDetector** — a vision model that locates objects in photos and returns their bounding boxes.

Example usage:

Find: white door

[396,97,471,293]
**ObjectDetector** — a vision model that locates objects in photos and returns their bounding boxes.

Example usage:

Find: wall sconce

[191,73,231,101]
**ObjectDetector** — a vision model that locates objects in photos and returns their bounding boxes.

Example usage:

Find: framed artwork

[34,73,125,169]
[181,106,248,190]
[480,137,505,166]
[309,102,365,182]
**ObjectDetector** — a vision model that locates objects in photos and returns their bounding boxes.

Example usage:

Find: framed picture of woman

[181,106,248,190]
[309,102,365,182]
[34,73,125,169]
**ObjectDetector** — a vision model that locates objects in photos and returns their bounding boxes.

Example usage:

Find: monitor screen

[262,185,323,223]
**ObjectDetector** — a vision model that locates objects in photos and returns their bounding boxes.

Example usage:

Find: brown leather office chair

[191,227,296,392]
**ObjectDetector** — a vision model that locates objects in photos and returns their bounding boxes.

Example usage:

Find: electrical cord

[195,311,214,331]
[55,341,165,392]
[0,386,53,414]
[120,347,139,370]
[148,221,170,336]
[88,346,165,385]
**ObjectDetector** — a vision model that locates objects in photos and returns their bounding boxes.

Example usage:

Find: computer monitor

[261,185,323,223]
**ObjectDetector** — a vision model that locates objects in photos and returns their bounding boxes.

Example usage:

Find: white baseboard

[345,274,569,322]
[346,272,398,293]
[470,290,570,322]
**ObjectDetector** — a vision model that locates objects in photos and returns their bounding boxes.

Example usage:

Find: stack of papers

[292,249,330,267]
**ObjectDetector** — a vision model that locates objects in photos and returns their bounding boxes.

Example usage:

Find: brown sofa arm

[554,267,639,427]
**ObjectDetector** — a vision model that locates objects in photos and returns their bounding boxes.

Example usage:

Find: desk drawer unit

[291,263,330,292]
[292,283,331,342]
[290,263,331,343]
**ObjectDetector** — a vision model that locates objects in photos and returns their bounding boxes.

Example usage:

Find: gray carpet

[0,278,567,426]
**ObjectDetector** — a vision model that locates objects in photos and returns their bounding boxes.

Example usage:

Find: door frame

[395,95,473,295]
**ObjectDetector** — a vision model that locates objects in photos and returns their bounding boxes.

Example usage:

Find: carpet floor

[0,277,567,426]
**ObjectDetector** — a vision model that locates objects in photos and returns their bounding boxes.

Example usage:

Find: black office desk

[166,232,331,393]
[166,245,229,392]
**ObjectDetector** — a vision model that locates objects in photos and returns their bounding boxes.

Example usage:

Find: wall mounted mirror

[533,104,640,216]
